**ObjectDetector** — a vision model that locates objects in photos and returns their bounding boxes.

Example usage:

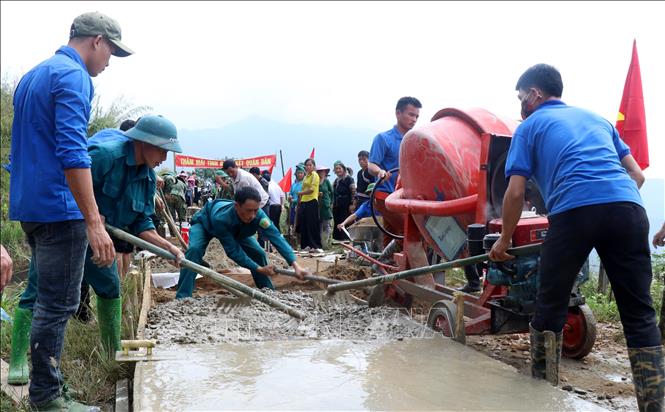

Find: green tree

[1,72,151,265]
[0,74,27,265]
[87,94,152,137]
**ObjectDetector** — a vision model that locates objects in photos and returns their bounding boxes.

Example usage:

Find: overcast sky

[2,1,664,180]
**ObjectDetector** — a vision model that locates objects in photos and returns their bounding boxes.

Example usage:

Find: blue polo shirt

[369,125,403,193]
[9,46,93,222]
[505,100,643,215]
[355,200,380,220]
[88,128,129,146]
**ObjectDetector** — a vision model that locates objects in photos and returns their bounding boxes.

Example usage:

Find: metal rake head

[215,296,252,314]
[309,290,359,309]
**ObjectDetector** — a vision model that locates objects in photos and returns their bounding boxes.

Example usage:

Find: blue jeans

[20,245,120,309]
[21,220,88,406]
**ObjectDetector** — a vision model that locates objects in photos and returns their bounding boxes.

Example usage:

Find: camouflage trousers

[628,346,664,412]
[166,194,187,224]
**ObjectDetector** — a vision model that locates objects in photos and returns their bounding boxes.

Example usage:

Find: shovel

[104,224,306,320]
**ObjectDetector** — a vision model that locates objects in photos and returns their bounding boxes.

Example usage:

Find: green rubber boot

[628,345,665,412]
[529,323,562,386]
[8,307,33,385]
[33,395,100,412]
[96,297,122,359]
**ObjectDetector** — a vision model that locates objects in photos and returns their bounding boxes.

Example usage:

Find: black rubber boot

[74,282,92,323]
[457,265,481,293]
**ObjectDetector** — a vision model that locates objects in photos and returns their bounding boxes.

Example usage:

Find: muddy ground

[149,238,638,411]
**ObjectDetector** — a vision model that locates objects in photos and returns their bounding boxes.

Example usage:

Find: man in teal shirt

[14,115,185,360]
[176,186,309,299]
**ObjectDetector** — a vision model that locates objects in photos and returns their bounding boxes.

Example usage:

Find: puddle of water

[136,337,608,411]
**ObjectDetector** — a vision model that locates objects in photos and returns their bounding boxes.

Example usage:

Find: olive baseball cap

[69,11,133,57]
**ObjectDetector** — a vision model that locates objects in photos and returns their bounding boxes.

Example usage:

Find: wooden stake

[453,292,466,344]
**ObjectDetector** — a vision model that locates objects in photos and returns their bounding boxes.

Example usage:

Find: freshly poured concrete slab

[134,337,607,411]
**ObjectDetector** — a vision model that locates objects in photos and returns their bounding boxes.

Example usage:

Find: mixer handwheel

[427,300,458,339]
[562,304,597,359]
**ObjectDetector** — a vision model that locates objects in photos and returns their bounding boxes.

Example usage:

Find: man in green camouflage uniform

[166,172,187,224]
[214,169,234,200]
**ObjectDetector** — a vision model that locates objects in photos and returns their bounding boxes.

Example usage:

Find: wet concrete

[135,337,607,411]
[145,291,431,344]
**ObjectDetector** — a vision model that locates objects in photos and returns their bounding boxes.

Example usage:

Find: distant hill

[167,116,378,180]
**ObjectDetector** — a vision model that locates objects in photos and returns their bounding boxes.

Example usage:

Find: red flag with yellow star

[616,39,649,170]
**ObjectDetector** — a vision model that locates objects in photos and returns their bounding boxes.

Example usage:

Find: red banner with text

[175,154,276,170]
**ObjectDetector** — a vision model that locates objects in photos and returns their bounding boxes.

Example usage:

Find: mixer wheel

[426,300,458,339]
[562,304,597,359]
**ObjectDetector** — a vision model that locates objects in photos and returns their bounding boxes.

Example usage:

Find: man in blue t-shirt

[7,11,133,410]
[488,64,662,409]
[368,96,421,248]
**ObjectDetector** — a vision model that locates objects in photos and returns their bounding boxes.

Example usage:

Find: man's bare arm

[620,154,645,189]
[64,168,115,267]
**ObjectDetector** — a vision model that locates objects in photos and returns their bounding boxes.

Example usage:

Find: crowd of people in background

[153,148,380,255]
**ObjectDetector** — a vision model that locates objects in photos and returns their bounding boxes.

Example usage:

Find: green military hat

[69,12,134,57]
[124,115,182,153]
[215,170,229,178]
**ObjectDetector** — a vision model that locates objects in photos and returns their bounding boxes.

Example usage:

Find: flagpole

[279,149,286,177]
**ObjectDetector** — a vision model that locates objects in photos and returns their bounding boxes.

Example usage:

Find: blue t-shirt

[354,200,380,220]
[369,125,403,193]
[9,46,93,222]
[88,128,129,146]
[505,100,643,215]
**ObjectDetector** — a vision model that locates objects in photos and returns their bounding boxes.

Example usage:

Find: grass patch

[0,220,30,271]
[580,253,664,325]
[1,272,141,409]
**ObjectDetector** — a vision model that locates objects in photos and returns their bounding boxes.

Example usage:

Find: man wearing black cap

[8,11,132,411]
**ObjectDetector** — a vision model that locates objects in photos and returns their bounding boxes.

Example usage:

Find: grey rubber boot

[529,323,562,386]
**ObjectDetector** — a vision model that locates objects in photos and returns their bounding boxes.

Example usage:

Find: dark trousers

[258,204,271,247]
[20,221,88,405]
[532,202,660,348]
[464,265,481,288]
[300,200,322,249]
[373,192,405,248]
[269,204,282,231]
[332,202,352,241]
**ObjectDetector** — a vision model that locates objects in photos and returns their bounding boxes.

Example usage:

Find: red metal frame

[355,107,521,336]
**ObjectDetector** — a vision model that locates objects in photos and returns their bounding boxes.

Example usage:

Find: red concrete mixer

[343,107,596,359]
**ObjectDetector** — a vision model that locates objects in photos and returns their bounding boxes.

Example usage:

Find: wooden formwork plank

[115,378,129,412]
[136,258,152,340]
